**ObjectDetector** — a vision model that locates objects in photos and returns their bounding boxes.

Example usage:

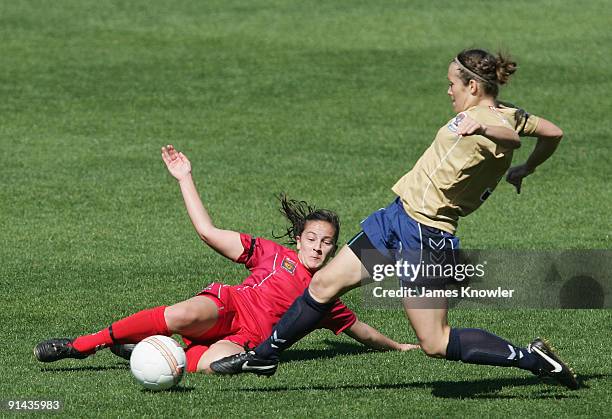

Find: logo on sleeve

[281,257,297,275]
[447,112,466,133]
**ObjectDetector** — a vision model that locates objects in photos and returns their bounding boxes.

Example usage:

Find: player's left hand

[397,343,421,351]
[161,144,192,182]
[456,114,485,136]
[505,163,535,194]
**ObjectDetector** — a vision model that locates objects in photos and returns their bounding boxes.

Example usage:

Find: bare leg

[402,297,450,357]
[196,340,244,374]
[309,244,370,302]
[164,296,219,337]
[401,296,563,386]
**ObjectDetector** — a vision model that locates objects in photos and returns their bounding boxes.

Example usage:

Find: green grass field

[1,0,611,417]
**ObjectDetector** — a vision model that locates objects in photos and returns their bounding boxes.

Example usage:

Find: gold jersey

[392,104,540,234]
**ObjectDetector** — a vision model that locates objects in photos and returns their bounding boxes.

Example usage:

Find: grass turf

[1,0,611,417]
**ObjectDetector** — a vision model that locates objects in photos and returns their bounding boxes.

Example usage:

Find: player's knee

[417,331,450,358]
[309,272,337,303]
[419,338,446,358]
[164,305,199,332]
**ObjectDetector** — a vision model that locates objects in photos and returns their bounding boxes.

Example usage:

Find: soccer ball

[130,335,186,391]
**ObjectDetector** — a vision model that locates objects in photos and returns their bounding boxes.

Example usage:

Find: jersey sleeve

[519,113,540,136]
[497,103,540,136]
[235,234,282,271]
[235,233,256,265]
[317,299,357,335]
[235,235,265,287]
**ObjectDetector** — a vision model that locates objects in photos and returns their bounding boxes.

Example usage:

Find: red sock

[185,344,209,373]
[72,306,169,353]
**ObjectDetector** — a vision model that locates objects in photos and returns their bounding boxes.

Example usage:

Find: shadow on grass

[140,386,195,393]
[238,374,608,399]
[35,341,367,374]
[40,363,129,373]
[281,340,370,363]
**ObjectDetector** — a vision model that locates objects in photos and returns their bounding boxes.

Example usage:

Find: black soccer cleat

[529,338,578,390]
[34,338,90,363]
[210,351,278,376]
[109,343,136,361]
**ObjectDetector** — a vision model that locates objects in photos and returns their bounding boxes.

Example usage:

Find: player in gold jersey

[211,49,577,389]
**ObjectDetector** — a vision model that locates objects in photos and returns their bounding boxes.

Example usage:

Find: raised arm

[505,117,563,193]
[161,145,244,261]
[343,320,419,352]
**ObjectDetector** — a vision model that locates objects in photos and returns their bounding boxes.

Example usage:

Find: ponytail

[494,52,517,85]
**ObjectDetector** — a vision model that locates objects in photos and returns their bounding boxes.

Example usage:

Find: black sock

[255,288,333,361]
[445,328,542,372]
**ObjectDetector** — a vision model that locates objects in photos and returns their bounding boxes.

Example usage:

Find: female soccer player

[211,49,578,389]
[34,146,417,373]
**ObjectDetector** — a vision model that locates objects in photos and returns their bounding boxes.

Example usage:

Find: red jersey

[227,233,357,341]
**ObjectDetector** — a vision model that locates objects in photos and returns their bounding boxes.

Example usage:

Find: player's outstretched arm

[506,118,563,193]
[343,320,419,352]
[161,145,244,261]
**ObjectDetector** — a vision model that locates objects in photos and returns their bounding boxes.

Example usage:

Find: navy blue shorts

[349,198,461,284]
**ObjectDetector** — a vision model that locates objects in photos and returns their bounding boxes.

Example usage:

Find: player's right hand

[161,144,192,182]
[456,114,484,136]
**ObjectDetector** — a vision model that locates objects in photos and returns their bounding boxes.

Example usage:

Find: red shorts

[181,283,262,372]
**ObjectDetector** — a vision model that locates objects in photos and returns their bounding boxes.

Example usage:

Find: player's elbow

[537,120,564,141]
[197,225,217,245]
[355,328,374,343]
[552,127,564,141]
[198,232,211,244]
[346,322,373,345]
[541,127,564,142]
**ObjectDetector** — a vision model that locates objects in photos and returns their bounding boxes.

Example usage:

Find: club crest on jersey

[447,112,466,133]
[281,257,297,274]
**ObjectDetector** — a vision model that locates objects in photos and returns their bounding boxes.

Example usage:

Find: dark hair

[275,194,340,253]
[455,49,517,97]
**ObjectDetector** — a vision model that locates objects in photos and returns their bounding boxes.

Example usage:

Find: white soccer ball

[130,335,186,391]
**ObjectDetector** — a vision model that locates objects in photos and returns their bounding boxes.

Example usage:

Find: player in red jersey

[34,145,417,373]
